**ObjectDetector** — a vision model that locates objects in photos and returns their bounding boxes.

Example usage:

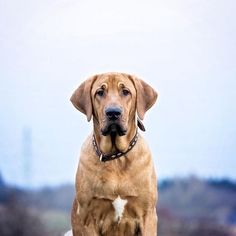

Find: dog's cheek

[125,108,135,127]
[115,136,129,152]
[100,118,108,133]
[100,136,113,153]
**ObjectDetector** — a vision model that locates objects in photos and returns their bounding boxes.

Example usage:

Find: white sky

[0,0,236,187]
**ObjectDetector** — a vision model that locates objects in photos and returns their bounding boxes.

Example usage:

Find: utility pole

[22,127,32,187]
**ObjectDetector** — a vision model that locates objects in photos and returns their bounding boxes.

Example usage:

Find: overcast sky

[0,0,235,187]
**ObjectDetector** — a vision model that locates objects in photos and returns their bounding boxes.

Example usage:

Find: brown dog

[68,72,158,236]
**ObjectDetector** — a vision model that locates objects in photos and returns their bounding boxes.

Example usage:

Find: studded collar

[92,131,139,162]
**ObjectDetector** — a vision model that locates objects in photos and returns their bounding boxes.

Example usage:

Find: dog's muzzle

[101,107,126,136]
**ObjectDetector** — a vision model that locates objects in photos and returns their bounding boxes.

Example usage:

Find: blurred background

[0,0,236,235]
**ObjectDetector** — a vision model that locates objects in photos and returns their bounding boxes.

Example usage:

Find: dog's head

[71,72,157,138]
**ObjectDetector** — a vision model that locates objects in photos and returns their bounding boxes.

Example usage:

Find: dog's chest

[78,168,147,231]
[79,190,143,234]
[93,167,139,199]
[78,196,142,235]
[76,151,156,234]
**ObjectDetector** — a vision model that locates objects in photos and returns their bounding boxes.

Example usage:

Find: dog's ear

[70,75,97,121]
[131,76,158,120]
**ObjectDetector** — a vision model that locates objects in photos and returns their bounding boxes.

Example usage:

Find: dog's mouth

[101,123,127,136]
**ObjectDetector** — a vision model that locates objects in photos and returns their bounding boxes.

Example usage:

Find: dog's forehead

[92,73,135,90]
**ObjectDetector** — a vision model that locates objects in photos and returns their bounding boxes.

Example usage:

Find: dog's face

[91,74,136,137]
[71,72,157,140]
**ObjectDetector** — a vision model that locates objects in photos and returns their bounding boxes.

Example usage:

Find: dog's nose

[105,107,122,120]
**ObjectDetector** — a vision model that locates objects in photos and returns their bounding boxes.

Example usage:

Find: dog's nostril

[105,107,122,120]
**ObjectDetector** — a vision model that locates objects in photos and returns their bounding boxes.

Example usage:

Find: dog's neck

[93,118,137,154]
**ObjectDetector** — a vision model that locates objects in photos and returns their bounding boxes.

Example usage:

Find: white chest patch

[112,196,128,222]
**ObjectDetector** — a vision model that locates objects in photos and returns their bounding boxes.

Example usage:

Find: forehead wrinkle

[118,82,125,88]
[112,75,131,89]
[92,75,109,90]
[103,75,119,91]
[101,83,108,89]
[117,79,135,91]
[93,73,135,91]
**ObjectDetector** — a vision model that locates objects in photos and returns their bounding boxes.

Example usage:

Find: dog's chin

[101,123,127,136]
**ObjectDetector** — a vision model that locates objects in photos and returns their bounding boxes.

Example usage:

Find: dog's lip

[101,123,127,136]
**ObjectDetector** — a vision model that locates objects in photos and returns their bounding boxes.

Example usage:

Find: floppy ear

[70,76,97,121]
[131,76,158,120]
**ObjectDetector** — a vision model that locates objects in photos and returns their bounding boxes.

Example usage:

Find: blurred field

[0,174,236,236]
[158,177,236,236]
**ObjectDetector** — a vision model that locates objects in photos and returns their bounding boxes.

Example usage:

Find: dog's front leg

[71,199,99,236]
[142,208,158,236]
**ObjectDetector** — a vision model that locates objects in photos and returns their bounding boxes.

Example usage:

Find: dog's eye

[122,89,130,96]
[96,89,104,97]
